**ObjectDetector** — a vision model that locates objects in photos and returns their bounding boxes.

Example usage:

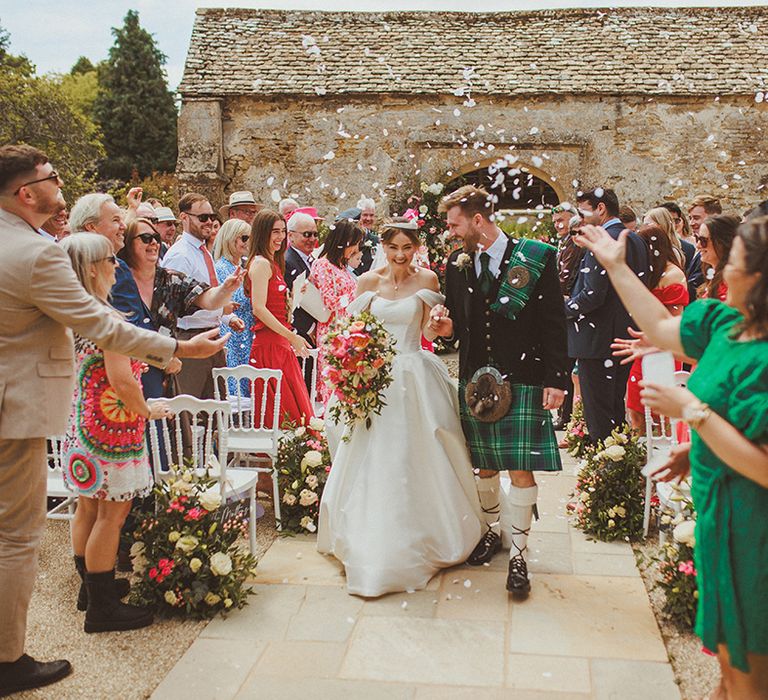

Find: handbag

[292,273,331,323]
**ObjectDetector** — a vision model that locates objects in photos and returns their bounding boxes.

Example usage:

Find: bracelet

[682,400,711,430]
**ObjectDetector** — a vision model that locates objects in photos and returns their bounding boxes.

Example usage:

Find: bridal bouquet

[322,311,397,431]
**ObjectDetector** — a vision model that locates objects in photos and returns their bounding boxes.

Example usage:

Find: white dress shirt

[37,228,57,242]
[160,231,221,330]
[292,246,314,270]
[473,228,508,278]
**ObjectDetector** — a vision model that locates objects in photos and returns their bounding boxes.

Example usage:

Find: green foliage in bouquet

[322,311,397,432]
[129,465,257,619]
[570,427,646,542]
[277,418,331,534]
[656,512,698,629]
[563,396,591,458]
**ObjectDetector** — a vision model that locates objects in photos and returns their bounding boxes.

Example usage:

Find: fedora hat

[219,191,260,218]
[154,206,178,223]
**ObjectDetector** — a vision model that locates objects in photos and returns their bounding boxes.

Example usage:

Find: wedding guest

[660,201,694,244]
[642,206,686,266]
[309,220,363,403]
[207,215,221,253]
[687,195,723,299]
[213,219,255,379]
[41,207,69,241]
[356,196,380,275]
[625,225,689,431]
[69,193,126,252]
[618,204,638,231]
[154,206,178,256]
[245,209,313,425]
[565,187,649,442]
[59,233,171,633]
[0,144,226,695]
[278,197,299,219]
[696,214,740,301]
[218,191,260,226]
[577,217,768,700]
[161,193,245,399]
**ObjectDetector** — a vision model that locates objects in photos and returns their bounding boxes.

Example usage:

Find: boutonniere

[453,252,472,271]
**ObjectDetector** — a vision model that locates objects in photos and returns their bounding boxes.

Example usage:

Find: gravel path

[18,504,277,700]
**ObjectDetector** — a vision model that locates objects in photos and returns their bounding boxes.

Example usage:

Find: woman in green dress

[577,217,768,699]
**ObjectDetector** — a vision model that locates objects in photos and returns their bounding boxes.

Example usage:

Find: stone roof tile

[179,7,768,97]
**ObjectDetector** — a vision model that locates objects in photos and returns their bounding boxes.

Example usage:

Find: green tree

[94,10,177,180]
[0,22,103,201]
[70,56,95,75]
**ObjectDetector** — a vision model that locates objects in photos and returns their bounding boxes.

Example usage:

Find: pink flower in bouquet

[678,560,697,577]
[184,507,205,522]
[349,320,366,333]
[349,333,370,350]
[149,566,158,580]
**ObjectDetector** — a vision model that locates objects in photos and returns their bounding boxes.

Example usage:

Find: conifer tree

[94,10,177,179]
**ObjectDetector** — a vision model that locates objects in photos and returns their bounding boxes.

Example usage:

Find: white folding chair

[147,395,260,553]
[212,365,284,529]
[297,348,323,416]
[641,370,691,536]
[46,436,76,529]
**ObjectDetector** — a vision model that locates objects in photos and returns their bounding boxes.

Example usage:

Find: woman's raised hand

[574,224,628,270]
[611,328,657,365]
[222,267,247,292]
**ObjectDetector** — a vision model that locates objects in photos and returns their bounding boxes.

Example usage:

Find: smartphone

[240,256,248,270]
[641,351,675,388]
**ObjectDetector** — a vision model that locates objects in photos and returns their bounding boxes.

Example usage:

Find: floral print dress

[62,334,152,501]
[309,256,357,404]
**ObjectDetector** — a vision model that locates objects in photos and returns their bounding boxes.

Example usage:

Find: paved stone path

[153,452,680,700]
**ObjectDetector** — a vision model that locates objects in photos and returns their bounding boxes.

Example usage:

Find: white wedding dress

[317,289,482,597]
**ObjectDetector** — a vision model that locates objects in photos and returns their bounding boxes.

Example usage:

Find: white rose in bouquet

[199,487,222,512]
[299,489,319,506]
[210,552,233,576]
[428,182,444,195]
[189,557,203,573]
[175,535,199,554]
[301,450,323,473]
[305,474,319,489]
[300,516,317,533]
[295,426,306,437]
[205,592,221,606]
[673,519,696,548]
[309,417,325,431]
[603,445,626,462]
[171,478,193,494]
[283,492,297,505]
[130,541,145,557]
[164,591,178,606]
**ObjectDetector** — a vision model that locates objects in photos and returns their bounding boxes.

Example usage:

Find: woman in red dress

[626,225,689,431]
[695,214,740,302]
[245,209,313,426]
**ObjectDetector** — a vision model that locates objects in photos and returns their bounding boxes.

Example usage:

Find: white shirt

[160,231,221,330]
[473,229,508,278]
[291,246,314,270]
[37,228,57,242]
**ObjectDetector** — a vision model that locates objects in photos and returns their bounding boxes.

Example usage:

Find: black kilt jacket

[444,238,568,390]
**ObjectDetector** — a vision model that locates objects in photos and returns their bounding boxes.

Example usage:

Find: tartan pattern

[459,381,562,472]
[491,238,556,321]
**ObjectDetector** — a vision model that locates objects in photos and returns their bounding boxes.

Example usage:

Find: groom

[431,185,568,597]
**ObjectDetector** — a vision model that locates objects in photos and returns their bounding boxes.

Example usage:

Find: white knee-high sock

[476,474,501,535]
[506,485,538,562]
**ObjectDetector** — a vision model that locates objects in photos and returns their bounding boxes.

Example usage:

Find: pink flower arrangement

[677,560,697,577]
[322,310,397,431]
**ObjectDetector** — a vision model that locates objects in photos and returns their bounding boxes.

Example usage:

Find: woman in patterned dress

[213,219,255,391]
[60,233,171,634]
[309,220,363,404]
[245,210,313,426]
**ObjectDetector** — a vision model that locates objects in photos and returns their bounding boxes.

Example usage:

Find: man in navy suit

[565,188,649,443]
[285,210,320,392]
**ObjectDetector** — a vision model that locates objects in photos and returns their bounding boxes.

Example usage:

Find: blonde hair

[644,207,683,264]
[60,232,114,300]
[213,218,251,263]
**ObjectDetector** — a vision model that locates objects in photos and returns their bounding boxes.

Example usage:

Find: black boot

[465,528,502,566]
[506,555,531,598]
[84,570,153,633]
[0,654,71,696]
[74,556,130,612]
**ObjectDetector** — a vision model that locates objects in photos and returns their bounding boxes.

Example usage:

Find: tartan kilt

[459,381,562,472]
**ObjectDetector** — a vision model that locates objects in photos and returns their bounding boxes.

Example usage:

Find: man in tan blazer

[0,145,228,695]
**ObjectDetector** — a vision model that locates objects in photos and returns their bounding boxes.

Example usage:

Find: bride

[317,219,482,597]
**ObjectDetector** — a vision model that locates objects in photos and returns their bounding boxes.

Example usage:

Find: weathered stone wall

[177,93,768,215]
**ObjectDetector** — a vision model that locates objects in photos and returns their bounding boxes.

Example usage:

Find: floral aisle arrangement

[322,311,397,432]
[277,418,331,534]
[656,505,698,628]
[568,427,646,542]
[129,465,257,619]
[563,396,590,458]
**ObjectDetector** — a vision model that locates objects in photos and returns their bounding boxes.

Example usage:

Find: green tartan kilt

[458,381,562,472]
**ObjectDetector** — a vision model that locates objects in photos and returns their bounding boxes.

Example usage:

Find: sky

[1,0,765,90]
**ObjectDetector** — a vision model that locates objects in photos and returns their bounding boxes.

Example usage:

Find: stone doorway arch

[445,157,563,210]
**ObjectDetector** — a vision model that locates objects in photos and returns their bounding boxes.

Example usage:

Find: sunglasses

[300,231,320,239]
[146,217,159,225]
[13,170,62,195]
[98,255,118,265]
[694,234,710,249]
[188,213,217,223]
[135,233,161,245]
[239,235,250,243]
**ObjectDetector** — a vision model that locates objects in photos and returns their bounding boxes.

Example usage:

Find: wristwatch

[682,400,711,430]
